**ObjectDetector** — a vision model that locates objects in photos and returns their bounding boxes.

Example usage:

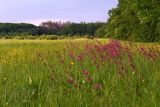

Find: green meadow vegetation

[0,39,160,107]
[0,0,160,107]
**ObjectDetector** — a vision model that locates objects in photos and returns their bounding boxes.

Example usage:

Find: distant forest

[0,22,105,37]
[0,0,160,42]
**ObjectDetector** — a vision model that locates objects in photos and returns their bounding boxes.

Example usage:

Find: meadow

[0,39,160,107]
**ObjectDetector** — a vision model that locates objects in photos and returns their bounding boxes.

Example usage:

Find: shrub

[27,36,37,40]
[2,36,13,39]
[46,35,59,40]
[38,35,47,40]
[14,36,25,40]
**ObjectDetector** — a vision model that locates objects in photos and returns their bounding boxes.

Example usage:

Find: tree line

[0,21,105,37]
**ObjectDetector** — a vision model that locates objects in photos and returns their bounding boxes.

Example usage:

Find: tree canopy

[104,0,160,42]
[0,23,37,36]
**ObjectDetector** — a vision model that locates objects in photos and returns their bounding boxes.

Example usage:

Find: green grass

[0,39,160,107]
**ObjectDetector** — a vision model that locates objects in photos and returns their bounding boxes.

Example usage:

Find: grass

[0,39,160,107]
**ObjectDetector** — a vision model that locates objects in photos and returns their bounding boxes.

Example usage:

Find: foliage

[94,25,106,38]
[0,22,105,37]
[0,23,37,36]
[105,0,160,42]
[58,22,105,36]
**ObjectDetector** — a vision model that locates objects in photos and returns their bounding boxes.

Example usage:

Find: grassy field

[0,39,160,107]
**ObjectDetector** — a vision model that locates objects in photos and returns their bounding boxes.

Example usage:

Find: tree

[105,0,160,42]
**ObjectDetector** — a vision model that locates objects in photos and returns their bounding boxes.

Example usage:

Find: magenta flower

[69,51,74,59]
[67,78,74,84]
[85,77,92,82]
[82,69,89,76]
[93,83,102,90]
[77,55,82,61]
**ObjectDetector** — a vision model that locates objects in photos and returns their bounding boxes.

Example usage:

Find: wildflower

[93,83,102,90]
[82,69,89,76]
[3,77,7,81]
[105,40,121,58]
[132,71,135,75]
[67,78,74,84]
[77,55,82,61]
[69,51,74,59]
[70,62,74,65]
[85,77,92,82]
[108,50,118,58]
[82,80,85,84]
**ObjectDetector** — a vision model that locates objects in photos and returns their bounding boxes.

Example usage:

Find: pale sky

[0,0,118,25]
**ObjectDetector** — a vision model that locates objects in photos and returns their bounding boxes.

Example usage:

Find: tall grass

[0,39,160,107]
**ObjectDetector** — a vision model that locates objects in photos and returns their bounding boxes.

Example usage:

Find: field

[0,39,160,107]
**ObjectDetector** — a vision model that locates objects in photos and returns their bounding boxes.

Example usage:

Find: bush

[84,35,94,39]
[94,26,106,38]
[38,35,47,40]
[14,36,25,40]
[0,36,3,39]
[46,35,59,40]
[2,36,13,39]
[27,36,37,40]
[58,36,66,39]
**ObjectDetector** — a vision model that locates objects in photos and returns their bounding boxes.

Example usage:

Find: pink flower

[85,77,92,82]
[110,50,117,57]
[82,69,89,76]
[69,51,74,59]
[67,78,74,84]
[77,55,82,61]
[93,83,102,90]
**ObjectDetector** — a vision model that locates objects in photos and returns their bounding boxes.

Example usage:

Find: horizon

[0,21,106,26]
[0,0,118,26]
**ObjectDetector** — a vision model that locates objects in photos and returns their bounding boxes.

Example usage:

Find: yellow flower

[70,62,74,65]
[132,71,135,75]
[3,77,7,81]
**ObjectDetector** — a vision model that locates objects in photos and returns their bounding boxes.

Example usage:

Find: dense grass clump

[0,39,160,107]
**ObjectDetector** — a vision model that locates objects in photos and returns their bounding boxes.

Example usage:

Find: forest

[104,0,160,42]
[0,22,105,37]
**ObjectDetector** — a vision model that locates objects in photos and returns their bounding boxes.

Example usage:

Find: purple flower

[85,77,92,82]
[82,69,89,76]
[67,78,74,84]
[77,55,82,61]
[69,51,74,59]
[93,83,102,90]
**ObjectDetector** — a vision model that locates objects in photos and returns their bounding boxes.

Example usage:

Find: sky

[0,0,118,26]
